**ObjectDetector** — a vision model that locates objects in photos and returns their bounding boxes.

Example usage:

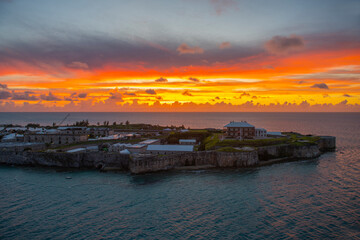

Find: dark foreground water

[1,113,360,239]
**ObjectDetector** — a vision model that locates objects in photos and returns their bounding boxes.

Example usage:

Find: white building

[255,128,267,138]
[146,144,194,155]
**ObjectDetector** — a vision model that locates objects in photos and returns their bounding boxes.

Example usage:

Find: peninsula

[0,120,336,174]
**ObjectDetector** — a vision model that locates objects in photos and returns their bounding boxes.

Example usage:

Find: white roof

[224,121,254,128]
[6,127,27,131]
[180,129,189,132]
[67,148,86,153]
[127,144,146,149]
[267,132,283,136]
[179,139,196,143]
[147,144,194,152]
[255,128,267,131]
[58,126,87,130]
[2,133,16,140]
[27,128,43,132]
[139,139,159,145]
[120,149,131,154]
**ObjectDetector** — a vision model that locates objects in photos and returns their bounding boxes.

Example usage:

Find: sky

[0,0,359,112]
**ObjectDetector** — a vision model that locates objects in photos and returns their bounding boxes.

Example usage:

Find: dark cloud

[188,77,200,82]
[182,90,193,96]
[177,43,204,55]
[265,35,304,55]
[323,94,330,98]
[240,92,250,97]
[251,96,258,99]
[215,96,220,100]
[78,93,87,98]
[0,83,7,89]
[311,83,329,89]
[343,94,353,97]
[145,89,156,95]
[40,92,61,101]
[12,91,39,100]
[109,92,123,100]
[339,100,348,105]
[155,77,168,83]
[0,91,11,99]
[124,92,136,96]
[0,34,262,71]
[67,61,89,69]
[219,42,231,49]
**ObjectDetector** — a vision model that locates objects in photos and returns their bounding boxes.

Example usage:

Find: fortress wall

[0,151,130,170]
[129,150,259,174]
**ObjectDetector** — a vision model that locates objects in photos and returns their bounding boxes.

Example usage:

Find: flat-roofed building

[127,144,147,153]
[139,139,161,145]
[146,144,194,155]
[224,121,255,139]
[267,132,285,137]
[255,128,267,138]
[24,133,88,145]
[86,127,114,137]
[58,126,88,135]
[179,139,197,145]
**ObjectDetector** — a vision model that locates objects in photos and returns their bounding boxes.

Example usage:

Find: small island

[0,120,335,174]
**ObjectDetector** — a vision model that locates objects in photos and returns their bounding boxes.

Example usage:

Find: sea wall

[0,151,130,170]
[0,136,334,174]
[257,144,321,161]
[317,136,336,151]
[129,151,259,174]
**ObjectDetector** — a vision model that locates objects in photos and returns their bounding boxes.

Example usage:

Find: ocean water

[1,113,360,239]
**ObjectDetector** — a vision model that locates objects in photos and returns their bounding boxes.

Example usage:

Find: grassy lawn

[216,147,252,152]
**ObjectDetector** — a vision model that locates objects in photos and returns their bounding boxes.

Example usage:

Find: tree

[125,120,129,126]
[113,121,117,126]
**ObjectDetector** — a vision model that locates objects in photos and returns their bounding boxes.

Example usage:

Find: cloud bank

[265,35,304,55]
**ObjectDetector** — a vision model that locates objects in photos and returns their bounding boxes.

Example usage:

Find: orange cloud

[177,43,204,55]
[219,42,231,49]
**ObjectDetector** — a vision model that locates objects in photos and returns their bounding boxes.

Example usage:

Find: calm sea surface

[1,113,360,239]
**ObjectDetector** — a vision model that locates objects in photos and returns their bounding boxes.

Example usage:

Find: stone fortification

[0,136,335,174]
[0,151,130,170]
[130,151,259,174]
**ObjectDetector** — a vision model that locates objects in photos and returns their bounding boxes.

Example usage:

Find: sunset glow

[0,0,359,111]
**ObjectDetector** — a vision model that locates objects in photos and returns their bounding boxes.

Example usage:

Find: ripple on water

[1,113,360,239]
